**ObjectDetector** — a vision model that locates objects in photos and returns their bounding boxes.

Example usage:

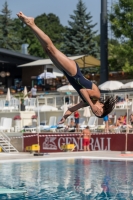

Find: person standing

[74,111,80,132]
[31,85,37,98]
[103,115,109,133]
[79,126,91,151]
[130,114,133,126]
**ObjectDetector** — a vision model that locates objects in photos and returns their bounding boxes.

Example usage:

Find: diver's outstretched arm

[58,101,88,124]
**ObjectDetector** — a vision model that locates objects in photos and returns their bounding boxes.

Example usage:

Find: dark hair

[96,96,118,118]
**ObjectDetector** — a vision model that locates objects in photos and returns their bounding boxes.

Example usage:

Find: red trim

[23,133,131,152]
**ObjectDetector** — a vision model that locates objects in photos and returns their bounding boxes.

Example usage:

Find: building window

[47,68,53,73]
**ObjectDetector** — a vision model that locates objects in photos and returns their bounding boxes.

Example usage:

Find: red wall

[23,133,133,152]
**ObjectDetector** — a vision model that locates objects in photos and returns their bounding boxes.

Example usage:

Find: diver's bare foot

[16,11,34,27]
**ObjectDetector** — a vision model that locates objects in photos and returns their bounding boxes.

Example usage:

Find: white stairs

[0,132,18,153]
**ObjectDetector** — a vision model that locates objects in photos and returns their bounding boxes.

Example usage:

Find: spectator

[103,115,109,133]
[74,111,80,132]
[130,114,133,126]
[16,83,21,92]
[37,76,43,86]
[64,118,75,132]
[67,118,75,132]
[116,95,121,102]
[68,118,75,128]
[78,126,91,151]
[30,85,37,98]
[126,95,129,102]
[116,114,127,126]
[65,96,69,104]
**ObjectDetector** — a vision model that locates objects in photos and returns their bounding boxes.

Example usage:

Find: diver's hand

[58,117,66,124]
[92,105,102,117]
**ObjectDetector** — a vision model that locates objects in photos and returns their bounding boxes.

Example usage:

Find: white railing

[0,90,133,111]
[37,94,79,108]
[38,91,133,109]
[0,132,18,152]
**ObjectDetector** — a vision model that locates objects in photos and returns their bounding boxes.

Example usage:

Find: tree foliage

[109,0,133,42]
[0,1,22,50]
[60,0,99,58]
[108,0,133,74]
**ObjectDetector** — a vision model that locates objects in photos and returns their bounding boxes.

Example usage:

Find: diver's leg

[17,12,77,76]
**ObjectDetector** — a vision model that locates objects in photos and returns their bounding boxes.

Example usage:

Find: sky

[0,0,101,32]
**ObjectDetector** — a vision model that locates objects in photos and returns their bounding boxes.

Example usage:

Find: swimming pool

[0,159,132,199]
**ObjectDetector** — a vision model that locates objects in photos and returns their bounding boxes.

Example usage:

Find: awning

[17,55,84,67]
[17,59,53,67]
[75,55,100,67]
[18,54,100,68]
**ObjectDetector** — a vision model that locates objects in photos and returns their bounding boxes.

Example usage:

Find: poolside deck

[0,151,133,163]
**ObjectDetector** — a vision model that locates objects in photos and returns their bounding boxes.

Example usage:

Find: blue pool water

[0,159,132,199]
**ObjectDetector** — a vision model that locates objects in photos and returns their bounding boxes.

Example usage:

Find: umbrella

[98,81,124,91]
[5,88,11,101]
[75,55,100,67]
[57,85,75,93]
[121,81,133,89]
[60,104,73,111]
[23,86,28,99]
[34,105,58,112]
[83,106,91,118]
[38,72,56,79]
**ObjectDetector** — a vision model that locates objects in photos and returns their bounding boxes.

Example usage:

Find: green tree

[0,1,22,50]
[93,34,100,46]
[60,0,99,58]
[109,0,133,42]
[18,13,66,57]
[13,18,24,41]
[108,0,133,74]
[122,60,133,77]
[108,40,133,72]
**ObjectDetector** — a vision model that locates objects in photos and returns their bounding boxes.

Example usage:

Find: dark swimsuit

[63,62,92,102]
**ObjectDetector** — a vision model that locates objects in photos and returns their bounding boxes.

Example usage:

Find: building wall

[22,64,63,86]
[22,66,43,86]
[45,64,63,77]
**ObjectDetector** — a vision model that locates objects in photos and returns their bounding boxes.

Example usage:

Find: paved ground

[0,151,133,163]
